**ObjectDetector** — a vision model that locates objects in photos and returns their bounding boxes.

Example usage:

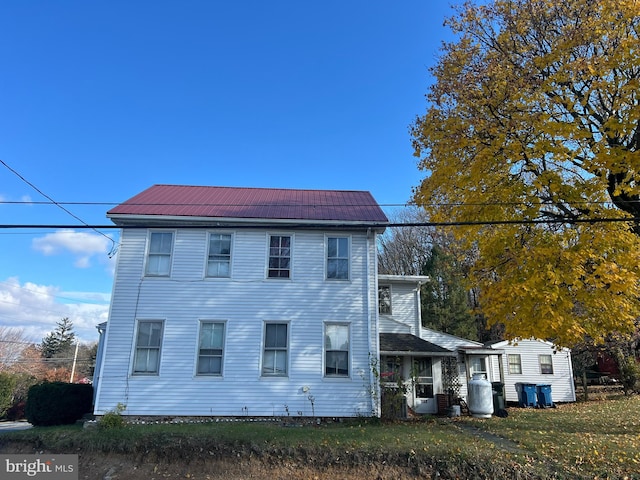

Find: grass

[2,393,639,479]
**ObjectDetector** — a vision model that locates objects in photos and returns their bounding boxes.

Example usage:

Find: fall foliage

[411,0,640,346]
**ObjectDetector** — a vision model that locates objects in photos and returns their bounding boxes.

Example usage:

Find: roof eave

[380,350,457,357]
[107,213,388,232]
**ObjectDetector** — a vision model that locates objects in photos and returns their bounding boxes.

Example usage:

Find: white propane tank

[468,373,494,418]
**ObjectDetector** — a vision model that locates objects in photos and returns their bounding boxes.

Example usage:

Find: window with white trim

[324,323,349,376]
[133,320,163,374]
[539,354,554,374]
[145,231,173,276]
[469,357,487,377]
[197,322,225,375]
[378,285,391,314]
[508,354,522,374]
[207,233,232,278]
[262,323,288,376]
[268,235,291,278]
[327,237,349,280]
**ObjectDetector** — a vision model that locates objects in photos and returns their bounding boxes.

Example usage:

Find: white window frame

[206,232,233,278]
[196,321,226,376]
[324,323,350,377]
[326,235,350,280]
[469,356,487,377]
[267,234,292,279]
[539,354,554,374]
[262,322,289,376]
[378,285,392,314]
[508,354,522,374]
[145,230,174,277]
[132,320,164,375]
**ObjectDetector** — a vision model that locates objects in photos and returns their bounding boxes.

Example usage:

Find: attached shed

[488,339,576,404]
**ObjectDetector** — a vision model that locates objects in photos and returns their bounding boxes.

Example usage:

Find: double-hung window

[508,354,522,374]
[268,235,291,278]
[539,354,554,374]
[262,323,288,376]
[469,357,487,378]
[197,322,225,375]
[145,231,173,276]
[327,237,349,280]
[378,285,391,314]
[207,233,232,278]
[324,323,349,376]
[133,320,163,374]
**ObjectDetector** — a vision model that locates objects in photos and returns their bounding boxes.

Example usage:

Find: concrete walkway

[0,421,32,432]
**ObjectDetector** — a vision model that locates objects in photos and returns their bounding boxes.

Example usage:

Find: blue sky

[0,1,456,342]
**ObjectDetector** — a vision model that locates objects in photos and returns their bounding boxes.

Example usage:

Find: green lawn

[2,393,639,479]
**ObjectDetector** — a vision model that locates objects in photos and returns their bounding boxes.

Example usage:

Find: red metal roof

[108,185,389,223]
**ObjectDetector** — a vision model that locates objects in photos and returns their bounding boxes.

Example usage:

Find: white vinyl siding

[145,232,174,276]
[95,228,379,417]
[491,340,576,403]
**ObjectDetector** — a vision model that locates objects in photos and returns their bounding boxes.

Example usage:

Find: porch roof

[459,346,504,355]
[379,333,456,357]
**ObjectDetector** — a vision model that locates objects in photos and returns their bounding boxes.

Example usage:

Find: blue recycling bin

[536,384,553,408]
[516,383,537,407]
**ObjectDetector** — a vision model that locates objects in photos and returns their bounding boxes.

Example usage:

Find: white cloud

[0,277,109,343]
[32,229,113,268]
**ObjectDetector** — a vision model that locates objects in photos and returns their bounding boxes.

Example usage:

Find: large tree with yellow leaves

[411,0,640,347]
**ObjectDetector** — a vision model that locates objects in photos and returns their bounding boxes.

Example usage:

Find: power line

[1,199,638,208]
[0,159,118,255]
[0,217,638,230]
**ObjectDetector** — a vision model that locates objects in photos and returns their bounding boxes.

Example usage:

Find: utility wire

[0,159,118,255]
[0,217,639,229]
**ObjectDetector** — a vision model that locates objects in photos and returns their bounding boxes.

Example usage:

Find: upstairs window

[325,323,349,377]
[207,233,232,278]
[145,231,173,276]
[268,235,291,278]
[133,320,163,374]
[197,322,225,375]
[327,237,349,280]
[262,323,288,376]
[539,354,554,374]
[378,285,391,314]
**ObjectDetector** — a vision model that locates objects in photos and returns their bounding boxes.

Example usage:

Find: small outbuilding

[487,339,576,404]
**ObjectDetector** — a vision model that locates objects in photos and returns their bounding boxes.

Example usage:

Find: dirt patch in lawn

[0,439,543,480]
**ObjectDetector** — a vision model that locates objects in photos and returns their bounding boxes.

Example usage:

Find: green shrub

[25,382,93,426]
[618,355,640,395]
[0,373,17,418]
[99,403,126,429]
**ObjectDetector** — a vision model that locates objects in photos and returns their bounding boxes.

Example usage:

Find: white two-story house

[93,184,388,418]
